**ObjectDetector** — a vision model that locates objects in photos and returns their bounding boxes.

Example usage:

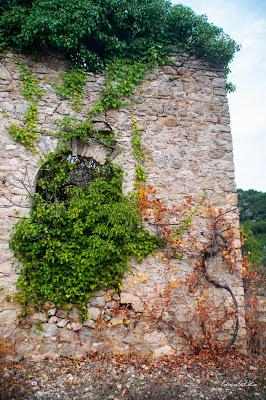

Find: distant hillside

[238,189,266,271]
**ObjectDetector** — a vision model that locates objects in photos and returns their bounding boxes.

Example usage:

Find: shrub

[0,0,239,70]
[9,154,160,314]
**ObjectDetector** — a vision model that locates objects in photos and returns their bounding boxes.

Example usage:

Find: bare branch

[0,192,31,209]
[91,119,114,132]
[200,226,240,355]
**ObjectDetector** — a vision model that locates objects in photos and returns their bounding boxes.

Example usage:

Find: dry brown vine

[138,184,243,356]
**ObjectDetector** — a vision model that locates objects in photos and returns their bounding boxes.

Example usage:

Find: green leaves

[166,5,240,66]
[10,158,159,312]
[53,68,86,111]
[0,0,239,71]
[7,103,39,151]
[18,63,45,101]
[95,58,149,112]
[54,116,95,143]
[6,63,44,151]
[238,189,266,271]
[131,118,147,185]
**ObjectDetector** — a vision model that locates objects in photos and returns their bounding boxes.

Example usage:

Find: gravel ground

[0,353,265,400]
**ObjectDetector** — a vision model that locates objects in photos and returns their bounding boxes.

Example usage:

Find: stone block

[30,312,47,322]
[120,292,144,313]
[58,327,76,342]
[87,307,101,321]
[89,296,105,308]
[57,318,69,328]
[79,328,93,344]
[153,345,175,357]
[47,308,56,316]
[0,262,12,274]
[0,67,12,80]
[15,103,28,114]
[48,316,57,324]
[2,102,14,112]
[68,308,80,321]
[162,66,177,75]
[68,322,83,331]
[41,323,57,338]
[0,309,17,322]
[83,319,95,329]
[56,309,68,319]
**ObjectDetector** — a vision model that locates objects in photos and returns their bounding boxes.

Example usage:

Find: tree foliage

[238,189,266,223]
[0,0,239,71]
[238,189,266,271]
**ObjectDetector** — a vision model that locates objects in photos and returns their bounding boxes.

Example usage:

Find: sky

[173,0,266,191]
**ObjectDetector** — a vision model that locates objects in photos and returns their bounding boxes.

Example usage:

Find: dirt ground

[0,352,265,400]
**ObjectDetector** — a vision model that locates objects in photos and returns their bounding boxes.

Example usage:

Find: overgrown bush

[9,153,160,315]
[0,0,239,70]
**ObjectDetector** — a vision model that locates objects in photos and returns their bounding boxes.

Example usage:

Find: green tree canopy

[238,189,266,271]
[238,189,266,223]
[0,0,239,71]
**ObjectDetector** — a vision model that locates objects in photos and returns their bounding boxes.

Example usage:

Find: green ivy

[9,155,160,317]
[88,58,151,115]
[226,82,236,93]
[97,49,165,113]
[53,68,86,112]
[135,164,147,183]
[131,118,147,185]
[7,103,39,152]
[18,63,45,101]
[54,116,95,143]
[131,118,145,163]
[53,115,117,152]
[7,63,45,151]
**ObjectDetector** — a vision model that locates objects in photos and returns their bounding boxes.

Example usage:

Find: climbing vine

[18,63,45,101]
[53,68,86,112]
[7,55,165,319]
[6,63,45,152]
[135,183,244,355]
[89,58,157,116]
[131,118,147,186]
[9,153,160,319]
[7,103,39,152]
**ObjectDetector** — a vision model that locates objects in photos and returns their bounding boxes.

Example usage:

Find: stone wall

[0,52,247,360]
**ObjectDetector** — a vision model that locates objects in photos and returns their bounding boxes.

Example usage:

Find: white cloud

[172,1,266,191]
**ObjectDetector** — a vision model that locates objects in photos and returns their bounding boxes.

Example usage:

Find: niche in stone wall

[35,122,115,201]
[36,154,106,202]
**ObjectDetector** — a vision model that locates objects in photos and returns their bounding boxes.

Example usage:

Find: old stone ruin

[0,51,251,361]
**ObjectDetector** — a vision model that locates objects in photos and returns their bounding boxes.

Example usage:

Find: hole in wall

[35,137,114,202]
[35,153,108,202]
